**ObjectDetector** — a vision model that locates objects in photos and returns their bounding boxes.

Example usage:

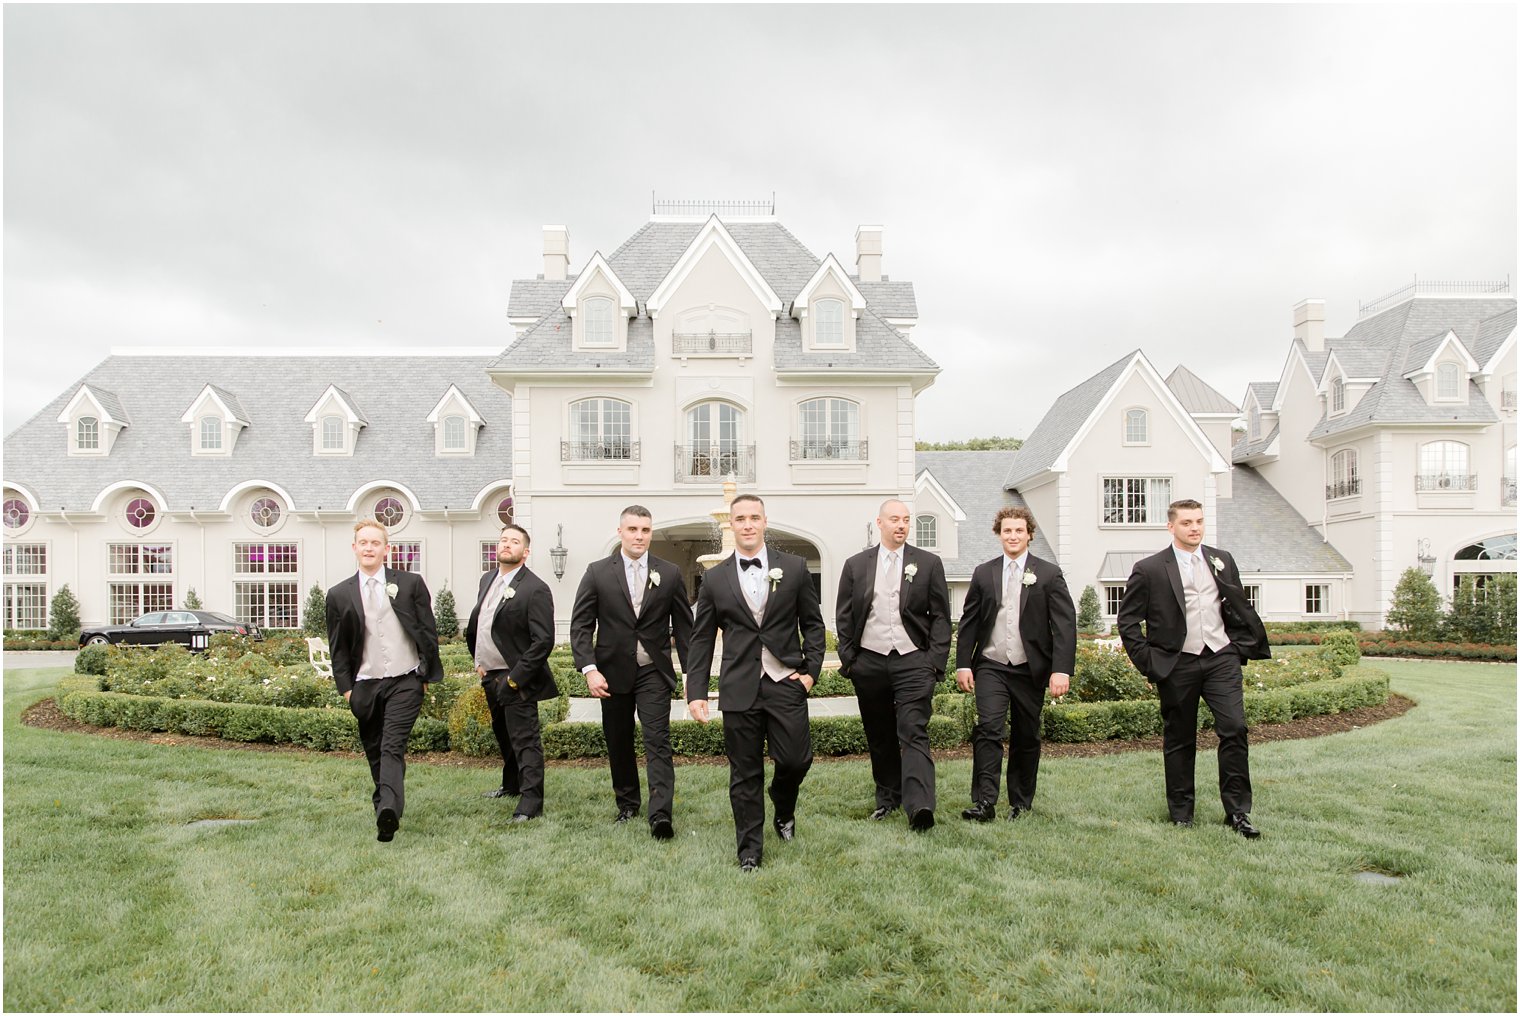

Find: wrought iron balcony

[790,439,868,461]
[674,443,755,483]
[672,330,753,356]
[1504,476,1517,507]
[1414,472,1478,492]
[561,440,638,463]
[1502,389,1517,410]
[1325,478,1362,500]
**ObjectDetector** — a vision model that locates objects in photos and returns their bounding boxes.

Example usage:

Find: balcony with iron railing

[1325,478,1362,500]
[1414,472,1478,492]
[561,440,639,463]
[1503,389,1517,411]
[1504,476,1517,507]
[674,443,755,483]
[790,439,868,461]
[672,330,753,357]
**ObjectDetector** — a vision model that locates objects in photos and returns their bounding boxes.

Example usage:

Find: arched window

[814,298,845,346]
[199,416,223,450]
[250,497,281,529]
[374,497,406,528]
[915,514,938,548]
[1124,408,1148,444]
[568,398,631,460]
[125,497,156,530]
[1249,405,1261,439]
[797,397,862,459]
[77,417,99,451]
[686,401,744,477]
[1417,440,1472,490]
[496,496,515,526]
[1329,448,1359,498]
[1455,535,1517,561]
[583,296,615,347]
[1436,363,1462,400]
[1331,377,1346,413]
[3,498,29,530]
[321,415,345,451]
[443,414,468,451]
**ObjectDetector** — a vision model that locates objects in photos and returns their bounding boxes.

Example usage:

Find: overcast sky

[4,4,1515,440]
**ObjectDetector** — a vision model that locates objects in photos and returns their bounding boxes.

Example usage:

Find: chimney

[542,225,570,281]
[1293,298,1325,351]
[855,225,883,283]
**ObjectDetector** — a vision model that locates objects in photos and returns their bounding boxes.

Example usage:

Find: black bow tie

[739,557,762,571]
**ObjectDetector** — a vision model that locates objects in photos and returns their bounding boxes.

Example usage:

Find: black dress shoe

[1172,818,1193,828]
[869,805,900,821]
[1006,806,1027,823]
[376,807,399,842]
[614,808,638,826]
[739,857,760,873]
[773,817,796,841]
[650,818,675,841]
[483,787,511,799]
[960,801,996,823]
[509,813,537,824]
[1227,813,1261,839]
[909,808,935,832]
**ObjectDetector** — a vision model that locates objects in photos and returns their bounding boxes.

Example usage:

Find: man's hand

[476,664,486,679]
[586,669,611,699]
[789,672,815,692]
[687,699,710,724]
[343,690,352,703]
[1049,672,1070,698]
[955,667,975,693]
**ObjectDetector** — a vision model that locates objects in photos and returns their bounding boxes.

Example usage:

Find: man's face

[999,516,1030,558]
[497,529,528,568]
[353,525,388,572]
[618,513,652,560]
[877,501,910,550]
[731,500,767,555]
[1169,509,1206,551]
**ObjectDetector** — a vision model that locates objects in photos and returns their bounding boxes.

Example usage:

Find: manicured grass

[4,660,1515,1011]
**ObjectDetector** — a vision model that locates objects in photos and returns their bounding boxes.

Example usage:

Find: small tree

[435,582,460,640]
[1487,574,1517,645]
[1385,567,1442,641]
[302,583,327,637]
[47,584,81,642]
[1445,575,1499,644]
[1076,584,1104,634]
[183,587,203,610]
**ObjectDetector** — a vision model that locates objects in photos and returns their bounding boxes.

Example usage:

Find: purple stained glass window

[126,497,156,529]
[375,497,405,528]
[3,499,28,529]
[496,497,514,526]
[250,497,281,528]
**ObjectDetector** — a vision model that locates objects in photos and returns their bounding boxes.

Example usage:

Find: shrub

[1070,642,1153,702]
[1263,620,1362,632]
[1385,567,1443,641]
[435,583,460,639]
[74,644,111,676]
[1076,585,1104,634]
[302,584,327,637]
[447,686,498,757]
[183,587,203,610]
[47,584,81,643]
[1320,630,1362,667]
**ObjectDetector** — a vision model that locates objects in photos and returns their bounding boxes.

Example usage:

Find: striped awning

[1097,551,1148,582]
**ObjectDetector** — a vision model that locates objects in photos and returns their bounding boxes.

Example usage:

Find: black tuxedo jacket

[569,551,694,693]
[464,565,558,703]
[834,544,952,676]
[1116,544,1270,680]
[684,548,826,712]
[956,553,1077,681]
[324,568,443,696]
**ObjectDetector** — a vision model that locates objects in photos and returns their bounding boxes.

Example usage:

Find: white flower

[1022,569,1037,587]
[206,675,216,683]
[904,563,918,583]
[503,586,516,600]
[386,582,399,598]
[650,571,661,587]
[768,567,784,590]
[1211,556,1225,573]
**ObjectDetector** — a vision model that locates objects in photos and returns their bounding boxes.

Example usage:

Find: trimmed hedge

[1264,620,1363,632]
[1269,631,1516,661]
[4,638,80,651]
[540,713,963,760]
[446,685,569,758]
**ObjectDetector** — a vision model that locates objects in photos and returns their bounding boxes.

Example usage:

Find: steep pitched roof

[1472,305,1516,365]
[1003,351,1135,488]
[1245,382,1279,409]
[1231,421,1280,462]
[1215,467,1353,573]
[1165,365,1238,415]
[914,451,1054,578]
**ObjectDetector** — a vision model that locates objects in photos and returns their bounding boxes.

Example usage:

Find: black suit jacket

[324,568,443,696]
[569,551,694,693]
[684,549,827,713]
[464,565,558,703]
[956,553,1077,681]
[1116,544,1271,680]
[835,544,953,676]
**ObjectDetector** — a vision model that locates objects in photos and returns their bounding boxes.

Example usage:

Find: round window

[126,497,156,529]
[497,496,514,526]
[375,497,406,528]
[251,497,281,528]
[2,498,29,529]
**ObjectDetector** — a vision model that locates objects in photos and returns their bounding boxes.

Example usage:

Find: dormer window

[561,252,636,352]
[1249,405,1260,439]
[814,299,845,347]
[78,417,99,450]
[443,415,467,451]
[304,385,366,457]
[199,416,223,451]
[321,416,344,451]
[1436,362,1462,401]
[59,384,128,456]
[793,254,865,353]
[583,297,615,347]
[1123,408,1148,445]
[426,384,485,457]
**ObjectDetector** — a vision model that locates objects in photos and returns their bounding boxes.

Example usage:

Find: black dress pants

[482,675,521,795]
[1155,647,1252,821]
[850,648,938,815]
[485,670,545,817]
[601,665,676,824]
[722,675,813,862]
[970,659,1046,810]
[348,672,425,818]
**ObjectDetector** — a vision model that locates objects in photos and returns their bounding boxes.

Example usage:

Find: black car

[79,610,264,650]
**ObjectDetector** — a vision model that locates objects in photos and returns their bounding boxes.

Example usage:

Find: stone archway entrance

[648,520,823,606]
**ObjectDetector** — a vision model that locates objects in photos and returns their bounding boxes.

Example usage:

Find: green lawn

[4,660,1515,1012]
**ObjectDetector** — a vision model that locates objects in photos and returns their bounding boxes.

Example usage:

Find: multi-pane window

[1331,377,1345,413]
[814,299,845,346]
[914,515,938,548]
[2,544,48,629]
[3,499,30,529]
[1249,406,1261,439]
[1436,363,1461,400]
[77,417,99,450]
[374,497,406,528]
[125,497,157,530]
[1104,584,1125,617]
[797,397,862,458]
[569,398,632,460]
[481,540,499,572]
[443,415,468,451]
[496,497,514,526]
[1417,441,1472,490]
[1244,585,1261,612]
[687,401,743,477]
[199,416,222,450]
[233,542,299,628]
[1328,449,1360,498]
[1124,409,1148,444]
[1101,477,1172,525]
[583,297,615,347]
[250,497,281,529]
[386,542,422,573]
[1304,584,1328,615]
[321,415,345,451]
[108,543,174,623]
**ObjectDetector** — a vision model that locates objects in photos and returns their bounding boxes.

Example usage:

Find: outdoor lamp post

[550,524,568,580]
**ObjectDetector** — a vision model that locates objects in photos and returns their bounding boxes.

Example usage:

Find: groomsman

[465,524,557,823]
[1116,498,1270,837]
[835,499,952,830]
[955,507,1075,823]
[325,519,443,842]
[570,505,693,840]
[686,494,826,871]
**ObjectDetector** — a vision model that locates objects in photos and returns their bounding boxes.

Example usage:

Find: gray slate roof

[494,219,936,375]
[81,385,129,423]
[1231,421,1280,461]
[203,384,250,423]
[1003,351,1135,488]
[1165,365,1238,414]
[914,451,1054,579]
[4,354,513,512]
[1214,467,1352,574]
[1245,382,1278,408]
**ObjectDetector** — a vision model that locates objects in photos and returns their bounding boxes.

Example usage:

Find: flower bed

[1268,631,1515,661]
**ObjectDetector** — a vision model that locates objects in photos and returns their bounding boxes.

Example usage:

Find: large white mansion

[3,203,1514,634]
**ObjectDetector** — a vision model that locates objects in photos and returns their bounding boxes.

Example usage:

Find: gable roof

[914,450,1054,578]
[303,384,368,425]
[1245,381,1278,409]
[1165,365,1238,415]
[793,254,866,311]
[56,384,130,426]
[179,383,251,426]
[1215,466,1353,573]
[645,216,783,317]
[560,252,637,313]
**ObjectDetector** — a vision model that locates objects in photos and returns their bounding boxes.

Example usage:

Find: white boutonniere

[768,567,784,591]
[385,582,399,599]
[904,563,918,583]
[649,571,661,588]
[1022,569,1037,587]
[503,586,516,600]
[1211,556,1225,573]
